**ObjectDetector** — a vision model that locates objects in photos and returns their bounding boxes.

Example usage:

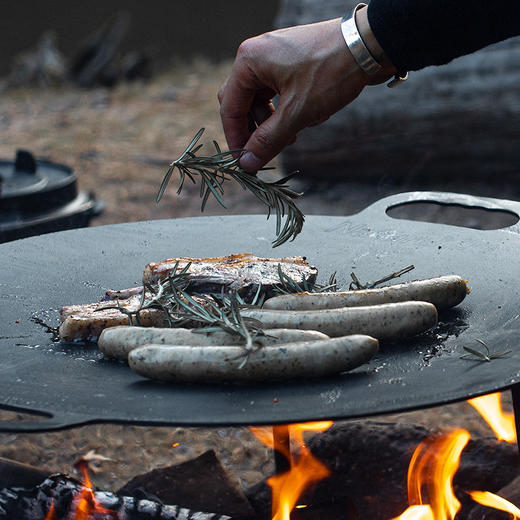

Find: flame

[392,429,470,520]
[251,421,332,520]
[392,505,434,520]
[43,499,56,520]
[71,462,117,519]
[467,392,516,442]
[469,490,520,518]
[250,425,278,449]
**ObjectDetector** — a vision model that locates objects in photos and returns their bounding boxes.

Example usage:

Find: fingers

[239,102,300,172]
[220,78,300,171]
[248,97,276,130]
[220,80,296,171]
[219,76,255,151]
[219,36,277,152]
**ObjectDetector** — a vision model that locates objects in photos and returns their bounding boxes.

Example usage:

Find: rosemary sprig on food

[103,262,265,354]
[275,263,415,295]
[276,264,338,294]
[349,265,415,290]
[156,128,305,247]
[460,338,511,362]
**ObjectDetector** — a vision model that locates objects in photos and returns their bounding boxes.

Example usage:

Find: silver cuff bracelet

[340,2,409,88]
[340,2,382,75]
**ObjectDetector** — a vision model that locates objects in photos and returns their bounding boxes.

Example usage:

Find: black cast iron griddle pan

[1,191,520,433]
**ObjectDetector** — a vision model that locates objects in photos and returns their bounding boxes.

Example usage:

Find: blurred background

[0,1,281,75]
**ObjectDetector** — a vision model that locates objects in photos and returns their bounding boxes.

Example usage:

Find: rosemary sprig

[349,265,415,290]
[275,263,415,295]
[460,338,512,362]
[275,264,337,295]
[102,262,265,355]
[156,128,305,247]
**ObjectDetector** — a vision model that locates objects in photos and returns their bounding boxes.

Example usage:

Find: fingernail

[240,151,264,172]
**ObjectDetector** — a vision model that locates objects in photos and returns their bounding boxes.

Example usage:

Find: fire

[250,421,332,520]
[469,490,520,518]
[391,391,520,519]
[43,499,56,520]
[71,461,117,520]
[251,393,520,520]
[392,429,470,520]
[467,392,516,442]
[392,505,434,520]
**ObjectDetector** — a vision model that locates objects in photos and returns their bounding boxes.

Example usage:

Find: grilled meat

[142,253,317,302]
[59,254,318,342]
[59,294,170,342]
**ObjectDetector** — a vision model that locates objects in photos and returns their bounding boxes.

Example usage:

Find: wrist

[355,5,396,74]
[340,3,401,86]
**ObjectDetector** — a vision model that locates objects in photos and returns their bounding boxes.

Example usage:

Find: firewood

[118,450,255,519]
[0,473,230,520]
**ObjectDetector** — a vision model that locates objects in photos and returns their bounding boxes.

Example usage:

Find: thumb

[239,107,298,172]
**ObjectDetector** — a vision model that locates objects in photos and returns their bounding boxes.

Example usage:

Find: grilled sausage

[128,335,379,382]
[241,301,438,340]
[98,326,329,361]
[262,275,469,311]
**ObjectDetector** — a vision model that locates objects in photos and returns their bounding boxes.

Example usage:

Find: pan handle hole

[386,201,519,230]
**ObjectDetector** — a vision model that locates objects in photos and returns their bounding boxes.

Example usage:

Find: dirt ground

[0,60,515,493]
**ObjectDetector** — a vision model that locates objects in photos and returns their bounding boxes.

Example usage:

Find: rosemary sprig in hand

[156,128,305,247]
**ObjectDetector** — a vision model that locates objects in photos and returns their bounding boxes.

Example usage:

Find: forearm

[368,0,520,72]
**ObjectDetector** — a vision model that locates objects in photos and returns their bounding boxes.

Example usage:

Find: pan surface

[1,191,520,432]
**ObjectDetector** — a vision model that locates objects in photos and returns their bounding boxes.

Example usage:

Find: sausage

[127,335,379,382]
[241,301,438,340]
[98,326,329,361]
[262,275,469,311]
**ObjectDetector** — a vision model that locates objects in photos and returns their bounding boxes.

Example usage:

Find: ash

[0,473,229,520]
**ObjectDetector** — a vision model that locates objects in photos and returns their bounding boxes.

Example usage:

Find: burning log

[0,473,230,520]
[246,421,520,519]
[467,474,520,520]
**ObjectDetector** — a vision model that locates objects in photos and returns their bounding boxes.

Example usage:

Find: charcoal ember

[246,421,520,520]
[118,450,255,519]
[467,474,520,520]
[0,473,230,519]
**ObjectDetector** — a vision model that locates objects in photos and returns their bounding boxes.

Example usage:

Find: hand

[218,13,395,171]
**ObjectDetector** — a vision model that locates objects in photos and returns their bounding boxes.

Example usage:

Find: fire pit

[1,191,520,518]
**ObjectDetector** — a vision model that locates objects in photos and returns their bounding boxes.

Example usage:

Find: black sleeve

[367,0,520,73]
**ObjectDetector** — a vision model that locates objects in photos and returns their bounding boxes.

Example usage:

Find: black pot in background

[0,150,103,243]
